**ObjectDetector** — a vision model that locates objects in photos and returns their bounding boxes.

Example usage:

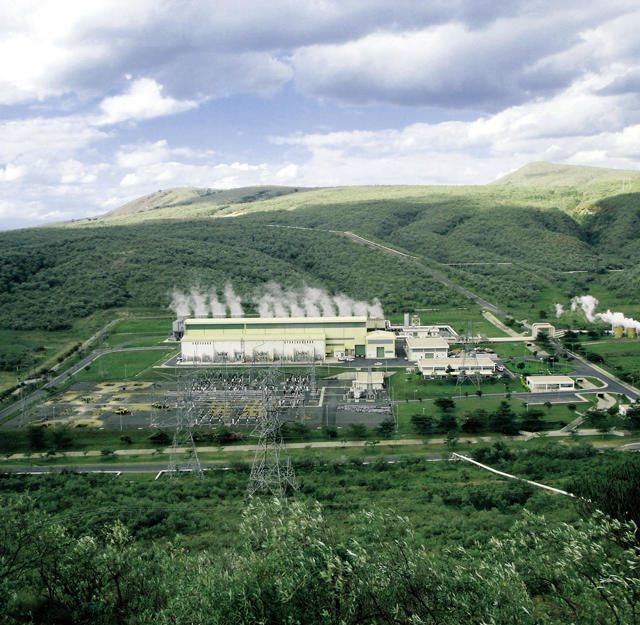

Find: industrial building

[180,316,396,363]
[352,371,385,393]
[526,375,575,392]
[418,356,495,377]
[405,337,449,362]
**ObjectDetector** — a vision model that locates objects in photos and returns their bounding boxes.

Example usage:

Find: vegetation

[2,444,640,624]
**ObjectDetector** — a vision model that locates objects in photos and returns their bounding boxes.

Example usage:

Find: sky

[2,0,640,229]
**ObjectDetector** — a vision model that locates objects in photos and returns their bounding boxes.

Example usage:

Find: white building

[180,316,395,363]
[352,371,385,392]
[364,330,397,359]
[419,356,495,377]
[526,375,575,392]
[406,337,449,362]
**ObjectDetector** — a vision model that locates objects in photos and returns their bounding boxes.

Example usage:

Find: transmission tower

[456,320,481,394]
[247,371,298,498]
[166,371,204,479]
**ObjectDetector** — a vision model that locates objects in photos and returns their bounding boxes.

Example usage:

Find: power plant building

[406,337,449,362]
[526,375,575,392]
[419,356,495,377]
[180,316,396,362]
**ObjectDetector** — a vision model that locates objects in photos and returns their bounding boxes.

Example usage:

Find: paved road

[3,453,447,475]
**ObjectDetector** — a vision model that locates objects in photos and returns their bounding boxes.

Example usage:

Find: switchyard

[23,365,392,430]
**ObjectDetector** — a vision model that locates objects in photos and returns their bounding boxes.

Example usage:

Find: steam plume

[554,303,564,318]
[570,294,640,331]
[170,282,385,320]
[224,283,244,317]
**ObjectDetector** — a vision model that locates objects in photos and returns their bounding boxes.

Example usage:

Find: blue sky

[2,0,640,229]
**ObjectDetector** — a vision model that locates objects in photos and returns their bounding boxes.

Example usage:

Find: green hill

[3,162,640,378]
[493,161,640,188]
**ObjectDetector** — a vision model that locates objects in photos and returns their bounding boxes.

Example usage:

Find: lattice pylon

[167,373,204,479]
[247,386,298,498]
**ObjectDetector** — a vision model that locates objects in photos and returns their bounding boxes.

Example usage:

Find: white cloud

[98,78,197,125]
[0,164,27,182]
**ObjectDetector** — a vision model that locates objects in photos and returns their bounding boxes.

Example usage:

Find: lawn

[74,349,177,382]
[477,341,533,359]
[504,360,574,376]
[581,339,640,383]
[102,317,173,348]
[389,370,513,403]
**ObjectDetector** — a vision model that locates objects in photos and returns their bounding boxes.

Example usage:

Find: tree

[321,425,338,439]
[570,454,640,525]
[410,413,433,436]
[460,409,488,433]
[148,430,171,446]
[625,403,640,430]
[434,396,455,412]
[51,426,73,450]
[494,510,640,625]
[521,408,545,432]
[438,411,458,433]
[585,408,611,433]
[377,418,395,438]
[27,425,46,450]
[347,423,368,439]
[490,401,519,435]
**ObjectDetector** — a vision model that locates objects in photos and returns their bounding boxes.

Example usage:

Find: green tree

[377,418,395,438]
[51,426,73,450]
[434,396,455,412]
[347,423,368,439]
[490,401,520,435]
[570,454,640,526]
[461,408,488,433]
[26,425,46,450]
[438,411,458,433]
[625,403,640,430]
[521,408,545,432]
[410,413,433,435]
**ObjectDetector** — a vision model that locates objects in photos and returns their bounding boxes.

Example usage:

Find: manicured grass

[74,349,177,382]
[477,341,532,359]
[582,339,640,382]
[101,317,172,348]
[505,360,573,376]
[411,306,509,337]
[389,370,513,403]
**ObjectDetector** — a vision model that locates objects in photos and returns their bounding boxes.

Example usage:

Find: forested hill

[1,161,639,337]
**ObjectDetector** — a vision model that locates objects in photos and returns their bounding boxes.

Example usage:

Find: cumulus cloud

[98,78,197,125]
[3,1,640,229]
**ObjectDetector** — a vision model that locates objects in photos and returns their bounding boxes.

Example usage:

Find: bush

[148,430,171,446]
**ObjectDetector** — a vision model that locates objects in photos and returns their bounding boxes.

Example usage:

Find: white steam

[569,294,640,331]
[169,283,245,318]
[554,303,564,318]
[252,282,384,319]
[169,282,385,319]
[570,295,598,322]
[224,283,244,317]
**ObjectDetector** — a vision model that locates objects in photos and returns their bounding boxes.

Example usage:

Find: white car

[374,361,383,366]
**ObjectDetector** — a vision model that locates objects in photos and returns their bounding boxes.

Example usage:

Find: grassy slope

[2,162,640,382]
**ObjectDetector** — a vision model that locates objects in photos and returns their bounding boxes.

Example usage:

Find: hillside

[2,162,640,375]
[67,163,640,230]
[100,185,306,219]
[493,161,640,188]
